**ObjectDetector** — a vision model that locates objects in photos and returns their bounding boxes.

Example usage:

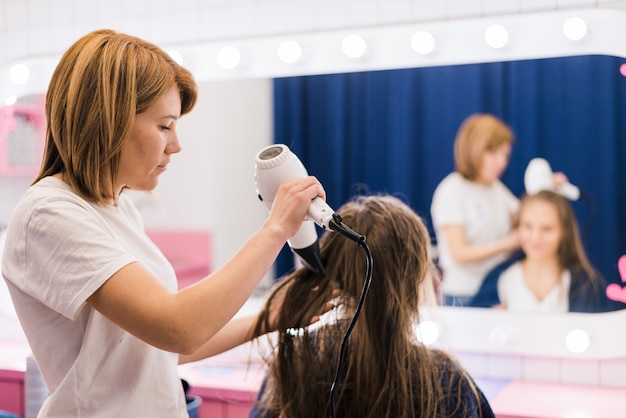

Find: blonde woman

[1,29,325,416]
[431,113,520,306]
[250,195,495,418]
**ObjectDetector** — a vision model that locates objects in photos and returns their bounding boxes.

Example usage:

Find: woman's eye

[160,126,171,131]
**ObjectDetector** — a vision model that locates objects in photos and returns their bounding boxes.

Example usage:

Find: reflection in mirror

[271,54,626,317]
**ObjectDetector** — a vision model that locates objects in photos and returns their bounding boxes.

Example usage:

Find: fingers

[268,176,327,238]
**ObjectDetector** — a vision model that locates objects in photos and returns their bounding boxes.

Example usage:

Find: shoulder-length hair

[252,195,486,417]
[454,113,514,181]
[35,29,198,204]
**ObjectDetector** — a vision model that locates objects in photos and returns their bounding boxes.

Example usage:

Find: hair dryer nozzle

[292,240,326,277]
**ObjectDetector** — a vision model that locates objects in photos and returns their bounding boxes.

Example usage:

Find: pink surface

[179,344,265,418]
[490,380,626,418]
[145,229,211,288]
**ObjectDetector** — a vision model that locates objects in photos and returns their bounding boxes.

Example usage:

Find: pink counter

[4,338,626,418]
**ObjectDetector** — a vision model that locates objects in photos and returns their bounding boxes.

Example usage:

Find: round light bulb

[278,40,302,64]
[216,46,241,69]
[485,25,509,49]
[4,95,17,106]
[411,31,435,55]
[415,320,439,346]
[563,17,587,41]
[566,329,590,353]
[9,63,30,85]
[342,35,367,59]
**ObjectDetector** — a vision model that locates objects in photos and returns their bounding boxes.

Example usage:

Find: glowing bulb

[216,46,241,69]
[166,50,184,65]
[415,320,439,346]
[342,35,367,59]
[4,95,17,105]
[563,17,587,41]
[485,25,509,49]
[278,40,302,64]
[411,31,435,55]
[620,63,626,77]
[566,329,590,353]
[9,64,30,85]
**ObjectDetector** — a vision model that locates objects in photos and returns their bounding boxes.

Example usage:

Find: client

[470,190,610,313]
[249,194,495,418]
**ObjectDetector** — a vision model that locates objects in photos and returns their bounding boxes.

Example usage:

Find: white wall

[122,77,275,275]
[149,78,274,273]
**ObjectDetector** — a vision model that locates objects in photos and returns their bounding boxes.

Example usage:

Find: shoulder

[469,252,525,308]
[429,350,495,418]
[432,173,471,205]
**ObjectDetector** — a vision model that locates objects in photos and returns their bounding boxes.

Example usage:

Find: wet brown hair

[252,195,486,417]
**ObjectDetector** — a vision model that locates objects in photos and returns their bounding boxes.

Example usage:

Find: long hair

[520,190,603,299]
[35,29,198,204]
[454,113,513,181]
[252,195,485,417]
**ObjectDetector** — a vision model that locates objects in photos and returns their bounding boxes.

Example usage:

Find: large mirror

[2,8,626,370]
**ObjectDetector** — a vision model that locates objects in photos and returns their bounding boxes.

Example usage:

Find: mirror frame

[1,7,625,367]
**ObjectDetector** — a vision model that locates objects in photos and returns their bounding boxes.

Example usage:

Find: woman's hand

[265,176,326,242]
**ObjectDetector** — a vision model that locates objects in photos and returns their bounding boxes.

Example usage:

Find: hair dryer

[524,157,580,201]
[255,144,363,276]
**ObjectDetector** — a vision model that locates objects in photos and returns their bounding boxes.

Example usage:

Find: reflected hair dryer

[524,157,580,201]
[255,144,363,276]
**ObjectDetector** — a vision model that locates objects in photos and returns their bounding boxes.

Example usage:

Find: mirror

[2,8,625,368]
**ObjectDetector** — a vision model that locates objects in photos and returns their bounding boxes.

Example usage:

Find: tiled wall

[1,0,625,69]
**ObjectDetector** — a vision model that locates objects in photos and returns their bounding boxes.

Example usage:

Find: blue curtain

[272,55,626,291]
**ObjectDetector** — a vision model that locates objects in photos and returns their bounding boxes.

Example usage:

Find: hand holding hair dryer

[255,144,364,277]
[524,157,580,201]
[255,144,331,276]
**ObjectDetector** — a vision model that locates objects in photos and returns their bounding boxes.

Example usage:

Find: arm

[443,224,519,265]
[87,176,324,355]
[178,315,257,364]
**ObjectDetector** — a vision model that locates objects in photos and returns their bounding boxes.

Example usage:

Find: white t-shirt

[497,262,571,313]
[1,177,188,418]
[431,172,519,297]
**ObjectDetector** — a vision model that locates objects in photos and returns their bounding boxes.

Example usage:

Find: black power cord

[327,214,372,418]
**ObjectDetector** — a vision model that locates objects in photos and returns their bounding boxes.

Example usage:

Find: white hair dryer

[255,144,364,277]
[255,144,330,276]
[524,157,580,201]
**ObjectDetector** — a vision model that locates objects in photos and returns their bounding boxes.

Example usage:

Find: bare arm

[178,315,257,364]
[443,224,519,265]
[87,176,324,355]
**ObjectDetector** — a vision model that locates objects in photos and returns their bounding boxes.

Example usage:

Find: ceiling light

[485,24,509,49]
[342,35,367,59]
[411,31,435,55]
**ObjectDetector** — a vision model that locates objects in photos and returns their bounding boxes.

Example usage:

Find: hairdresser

[1,29,326,417]
[431,113,521,307]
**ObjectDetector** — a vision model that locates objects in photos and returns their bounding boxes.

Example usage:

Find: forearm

[173,222,285,351]
[450,239,513,264]
[178,315,257,364]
